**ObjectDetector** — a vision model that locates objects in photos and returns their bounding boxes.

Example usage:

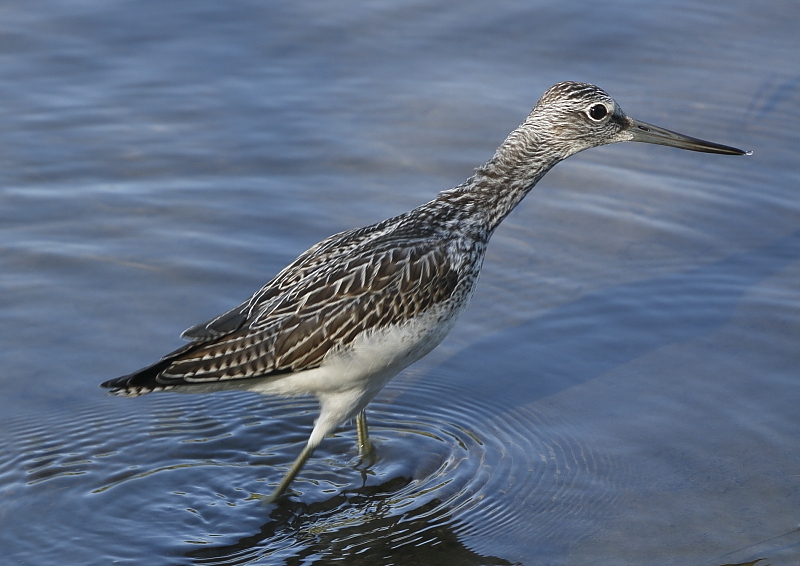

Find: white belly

[247,300,462,400]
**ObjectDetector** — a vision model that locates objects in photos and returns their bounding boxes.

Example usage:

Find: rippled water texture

[1,1,799,565]
[2,379,617,564]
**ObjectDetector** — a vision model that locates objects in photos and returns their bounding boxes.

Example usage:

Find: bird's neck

[435,124,562,233]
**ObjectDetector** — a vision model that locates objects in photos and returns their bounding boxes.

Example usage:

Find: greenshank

[102,82,748,502]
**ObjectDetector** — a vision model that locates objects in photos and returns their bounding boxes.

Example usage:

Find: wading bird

[102,82,748,502]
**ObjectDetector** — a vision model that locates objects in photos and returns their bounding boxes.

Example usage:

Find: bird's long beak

[626,117,750,155]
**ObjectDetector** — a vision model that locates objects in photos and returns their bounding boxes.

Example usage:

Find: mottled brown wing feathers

[109,235,460,391]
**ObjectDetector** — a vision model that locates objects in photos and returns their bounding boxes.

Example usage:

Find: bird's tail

[100,342,196,397]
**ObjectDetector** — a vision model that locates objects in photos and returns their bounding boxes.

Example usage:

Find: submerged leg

[266,442,316,503]
[355,410,373,457]
[267,392,367,502]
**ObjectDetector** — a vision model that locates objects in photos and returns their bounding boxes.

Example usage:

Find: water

[1,1,799,564]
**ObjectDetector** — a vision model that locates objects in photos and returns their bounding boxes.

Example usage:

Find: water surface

[1,1,799,565]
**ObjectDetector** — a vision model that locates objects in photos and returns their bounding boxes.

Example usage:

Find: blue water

[1,1,799,565]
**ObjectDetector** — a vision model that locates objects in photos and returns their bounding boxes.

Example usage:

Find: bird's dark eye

[588,104,608,121]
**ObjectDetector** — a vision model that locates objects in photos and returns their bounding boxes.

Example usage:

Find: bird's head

[523,81,748,159]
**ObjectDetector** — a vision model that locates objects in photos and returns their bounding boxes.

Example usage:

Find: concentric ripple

[0,373,624,565]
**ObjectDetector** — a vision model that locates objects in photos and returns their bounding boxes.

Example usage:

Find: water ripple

[0,374,623,564]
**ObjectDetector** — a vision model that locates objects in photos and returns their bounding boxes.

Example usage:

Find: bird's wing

[105,222,461,391]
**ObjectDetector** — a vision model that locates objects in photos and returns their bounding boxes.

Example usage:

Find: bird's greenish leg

[266,442,316,503]
[356,410,373,457]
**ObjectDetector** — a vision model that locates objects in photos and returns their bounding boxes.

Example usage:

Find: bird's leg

[266,442,316,503]
[355,410,373,457]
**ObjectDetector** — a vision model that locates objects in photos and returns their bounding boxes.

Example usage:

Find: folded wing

[102,221,459,394]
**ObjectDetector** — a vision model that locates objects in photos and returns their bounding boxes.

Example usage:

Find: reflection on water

[2,0,800,564]
[185,488,515,566]
[0,376,618,564]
